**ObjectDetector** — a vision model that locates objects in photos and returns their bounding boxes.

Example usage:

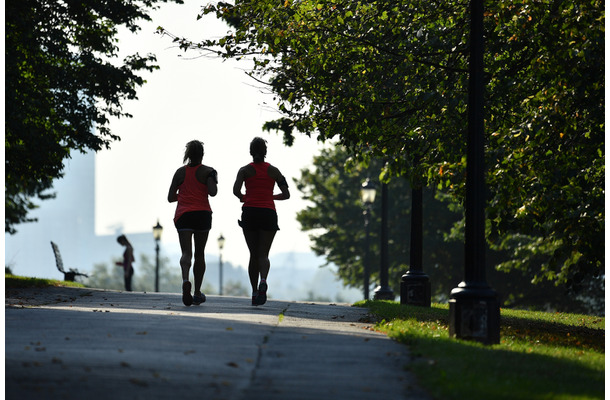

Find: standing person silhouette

[168,140,218,306]
[233,137,290,306]
[116,235,134,291]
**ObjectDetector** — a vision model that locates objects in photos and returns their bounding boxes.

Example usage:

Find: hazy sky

[95,3,331,266]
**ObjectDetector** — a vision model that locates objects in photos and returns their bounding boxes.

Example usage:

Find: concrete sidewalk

[5,286,430,400]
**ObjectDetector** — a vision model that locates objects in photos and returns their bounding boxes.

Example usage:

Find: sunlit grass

[356,300,604,400]
[5,273,85,289]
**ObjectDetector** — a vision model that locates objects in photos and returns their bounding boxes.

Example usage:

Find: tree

[483,1,604,294]
[164,0,470,182]
[134,254,184,293]
[162,0,604,298]
[86,262,126,291]
[5,0,183,233]
[298,146,602,314]
[296,145,464,297]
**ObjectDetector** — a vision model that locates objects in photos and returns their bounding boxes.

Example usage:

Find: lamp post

[360,178,377,300]
[448,0,500,344]
[400,186,431,306]
[152,220,163,293]
[217,234,225,296]
[373,182,395,300]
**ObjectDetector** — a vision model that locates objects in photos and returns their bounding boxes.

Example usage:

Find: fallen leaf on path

[129,378,148,387]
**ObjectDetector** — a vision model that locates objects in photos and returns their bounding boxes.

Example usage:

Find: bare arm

[233,168,246,202]
[269,165,290,201]
[207,175,218,197]
[274,181,290,201]
[167,167,185,203]
[200,167,218,197]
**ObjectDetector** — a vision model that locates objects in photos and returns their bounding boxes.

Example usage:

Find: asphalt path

[5,286,430,400]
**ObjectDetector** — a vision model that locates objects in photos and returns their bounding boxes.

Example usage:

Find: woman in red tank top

[233,137,290,306]
[168,140,218,306]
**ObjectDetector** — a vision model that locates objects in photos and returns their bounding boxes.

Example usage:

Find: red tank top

[174,165,212,222]
[244,162,276,210]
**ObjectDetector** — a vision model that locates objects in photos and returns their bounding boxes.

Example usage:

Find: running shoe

[251,291,258,306]
[193,292,206,305]
[254,281,267,305]
[182,281,193,306]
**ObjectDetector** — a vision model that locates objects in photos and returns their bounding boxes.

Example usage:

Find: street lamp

[217,234,225,296]
[448,0,500,345]
[400,186,431,307]
[373,182,395,300]
[361,178,377,204]
[152,220,163,292]
[360,178,377,300]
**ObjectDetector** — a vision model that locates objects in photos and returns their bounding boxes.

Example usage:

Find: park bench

[50,241,88,282]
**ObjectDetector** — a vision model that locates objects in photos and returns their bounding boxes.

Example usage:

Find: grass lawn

[356,300,604,400]
[5,274,85,289]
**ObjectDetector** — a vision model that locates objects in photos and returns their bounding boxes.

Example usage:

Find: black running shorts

[239,207,279,231]
[174,210,212,232]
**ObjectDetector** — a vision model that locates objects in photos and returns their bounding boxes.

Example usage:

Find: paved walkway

[5,286,430,400]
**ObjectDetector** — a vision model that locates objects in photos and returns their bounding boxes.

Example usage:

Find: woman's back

[244,162,276,209]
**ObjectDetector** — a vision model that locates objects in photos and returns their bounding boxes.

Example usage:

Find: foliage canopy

[297,146,603,314]
[5,0,183,233]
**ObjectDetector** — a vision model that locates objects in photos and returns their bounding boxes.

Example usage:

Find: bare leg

[243,229,276,292]
[178,231,194,306]
[192,231,209,295]
[243,230,260,293]
[256,230,276,281]
[178,231,194,281]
